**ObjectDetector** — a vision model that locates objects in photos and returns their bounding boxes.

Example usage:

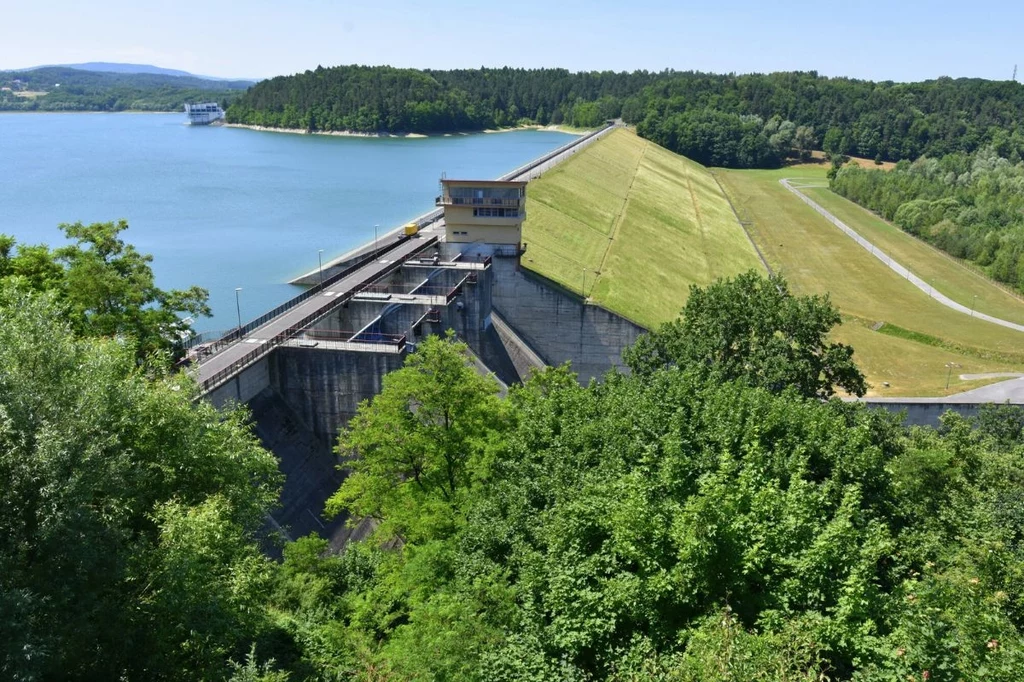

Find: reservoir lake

[0,113,574,332]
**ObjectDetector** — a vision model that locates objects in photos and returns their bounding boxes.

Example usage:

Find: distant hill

[9,65,254,89]
[17,62,257,83]
[0,65,252,112]
[227,64,1024,165]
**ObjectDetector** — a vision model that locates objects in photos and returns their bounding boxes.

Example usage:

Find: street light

[234,287,243,331]
[374,224,380,254]
[317,249,324,290]
[971,294,977,317]
[582,267,587,299]
[945,361,961,390]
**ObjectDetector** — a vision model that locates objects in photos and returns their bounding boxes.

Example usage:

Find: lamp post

[374,224,380,254]
[317,249,324,290]
[582,267,587,299]
[971,294,977,317]
[234,287,243,332]
[945,361,961,390]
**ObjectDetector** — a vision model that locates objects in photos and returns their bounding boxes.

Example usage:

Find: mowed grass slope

[717,165,1024,396]
[522,128,763,328]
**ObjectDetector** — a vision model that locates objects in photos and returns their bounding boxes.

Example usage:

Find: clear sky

[3,0,1021,82]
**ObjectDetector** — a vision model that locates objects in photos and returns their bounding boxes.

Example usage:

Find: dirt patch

[807,150,896,170]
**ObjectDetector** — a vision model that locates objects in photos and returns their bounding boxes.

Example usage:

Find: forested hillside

[633,73,1024,165]
[832,147,1024,291]
[225,65,647,132]
[225,65,1024,167]
[0,66,249,111]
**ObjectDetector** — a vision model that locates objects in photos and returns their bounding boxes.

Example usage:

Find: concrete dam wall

[489,256,646,383]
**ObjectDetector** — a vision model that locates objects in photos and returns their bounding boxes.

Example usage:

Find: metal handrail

[354,283,455,297]
[198,235,438,393]
[295,328,407,344]
[199,233,423,359]
[499,121,615,182]
[440,198,523,208]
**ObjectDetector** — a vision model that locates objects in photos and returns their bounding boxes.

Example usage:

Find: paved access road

[781,178,1024,334]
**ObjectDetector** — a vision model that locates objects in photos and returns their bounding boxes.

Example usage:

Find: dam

[191,121,644,546]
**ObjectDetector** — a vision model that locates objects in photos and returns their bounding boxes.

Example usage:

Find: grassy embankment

[716,165,1024,396]
[521,128,763,329]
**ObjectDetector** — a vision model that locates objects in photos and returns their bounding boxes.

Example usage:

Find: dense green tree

[0,221,210,362]
[226,64,1024,166]
[625,271,867,398]
[636,108,785,168]
[831,147,1024,291]
[326,332,510,544]
[0,289,281,680]
[265,343,1023,679]
[822,126,846,156]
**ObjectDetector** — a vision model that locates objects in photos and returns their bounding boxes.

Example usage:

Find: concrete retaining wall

[863,400,986,427]
[270,348,407,440]
[205,356,271,408]
[246,388,373,551]
[489,257,646,383]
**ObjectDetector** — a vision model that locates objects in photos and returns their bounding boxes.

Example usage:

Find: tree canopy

[326,332,509,544]
[832,146,1024,292]
[0,289,281,680]
[227,65,1024,167]
[625,271,867,398]
[0,221,210,362]
[3,227,1021,680]
[260,339,1023,680]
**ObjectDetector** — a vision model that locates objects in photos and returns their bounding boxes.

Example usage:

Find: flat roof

[440,179,527,187]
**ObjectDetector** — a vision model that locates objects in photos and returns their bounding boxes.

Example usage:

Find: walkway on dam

[195,233,439,392]
[781,178,1024,334]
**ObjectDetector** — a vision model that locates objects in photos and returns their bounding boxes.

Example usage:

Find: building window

[449,187,522,201]
[473,207,519,218]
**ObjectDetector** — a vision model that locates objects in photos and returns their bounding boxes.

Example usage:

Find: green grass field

[521,128,764,329]
[716,164,1024,396]
[801,185,1024,326]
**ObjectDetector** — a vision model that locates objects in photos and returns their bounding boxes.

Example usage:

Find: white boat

[185,102,225,125]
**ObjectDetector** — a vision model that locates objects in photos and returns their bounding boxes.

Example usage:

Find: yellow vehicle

[404,222,419,236]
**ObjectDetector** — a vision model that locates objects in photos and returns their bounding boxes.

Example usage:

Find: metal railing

[197,236,438,393]
[499,121,616,182]
[296,327,407,351]
[354,283,453,297]
[449,252,493,267]
[198,233,437,361]
[440,198,523,208]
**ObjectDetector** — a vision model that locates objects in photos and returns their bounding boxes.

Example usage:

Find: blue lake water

[0,113,574,332]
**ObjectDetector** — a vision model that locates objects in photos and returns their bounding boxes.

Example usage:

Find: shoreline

[224,122,589,138]
[0,111,592,136]
[224,123,428,138]
[0,109,180,114]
